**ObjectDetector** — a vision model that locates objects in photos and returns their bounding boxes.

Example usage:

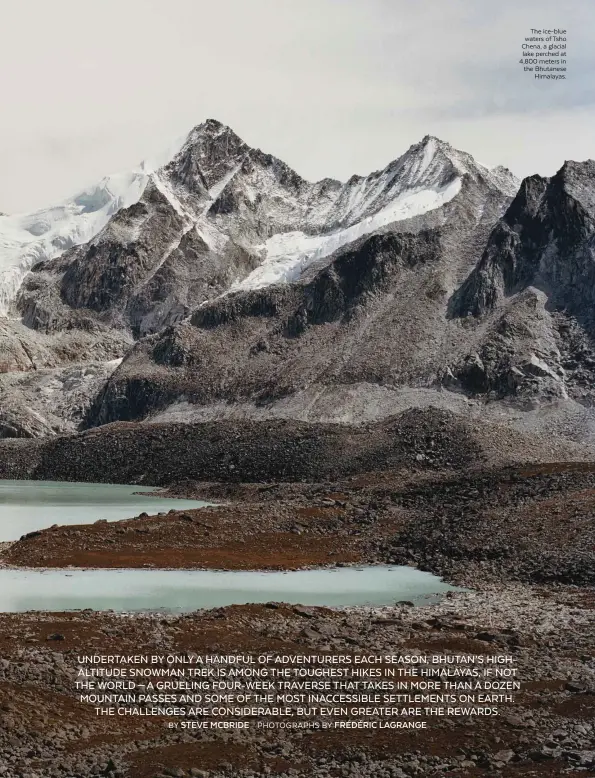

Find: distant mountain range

[2,119,595,445]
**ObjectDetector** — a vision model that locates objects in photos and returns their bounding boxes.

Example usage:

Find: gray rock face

[16,123,263,340]
[78,129,519,429]
[13,123,517,343]
[84,225,477,426]
[71,150,595,428]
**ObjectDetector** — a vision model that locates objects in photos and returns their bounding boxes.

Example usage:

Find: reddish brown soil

[1,464,594,776]
[1,499,400,570]
[3,533,361,570]
[3,463,595,586]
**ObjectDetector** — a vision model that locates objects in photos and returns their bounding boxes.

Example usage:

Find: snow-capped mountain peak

[0,123,520,319]
[163,119,249,192]
[220,134,519,295]
[396,135,519,196]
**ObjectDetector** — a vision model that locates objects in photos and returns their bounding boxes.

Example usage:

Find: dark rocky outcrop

[451,161,595,323]
[85,212,496,427]
[443,160,595,404]
[391,464,595,585]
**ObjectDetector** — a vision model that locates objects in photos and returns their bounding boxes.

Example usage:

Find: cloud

[0,0,593,210]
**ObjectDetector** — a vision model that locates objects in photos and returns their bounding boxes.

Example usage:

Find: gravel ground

[1,408,594,486]
[1,412,594,777]
[0,586,593,778]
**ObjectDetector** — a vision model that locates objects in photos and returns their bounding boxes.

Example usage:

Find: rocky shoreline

[3,108,595,778]
[3,461,595,588]
[1,412,594,777]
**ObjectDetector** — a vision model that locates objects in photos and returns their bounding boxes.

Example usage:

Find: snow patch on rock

[230,178,462,292]
[0,132,189,318]
[1,125,519,319]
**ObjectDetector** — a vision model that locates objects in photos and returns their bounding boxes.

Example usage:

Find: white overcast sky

[0,0,593,212]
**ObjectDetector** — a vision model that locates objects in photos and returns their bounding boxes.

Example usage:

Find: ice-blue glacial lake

[0,480,459,612]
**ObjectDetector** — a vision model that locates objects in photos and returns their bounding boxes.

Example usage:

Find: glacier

[0,131,188,319]
[229,178,462,292]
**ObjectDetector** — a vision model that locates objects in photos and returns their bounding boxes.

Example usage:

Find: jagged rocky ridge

[3,119,595,441]
[13,124,516,340]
